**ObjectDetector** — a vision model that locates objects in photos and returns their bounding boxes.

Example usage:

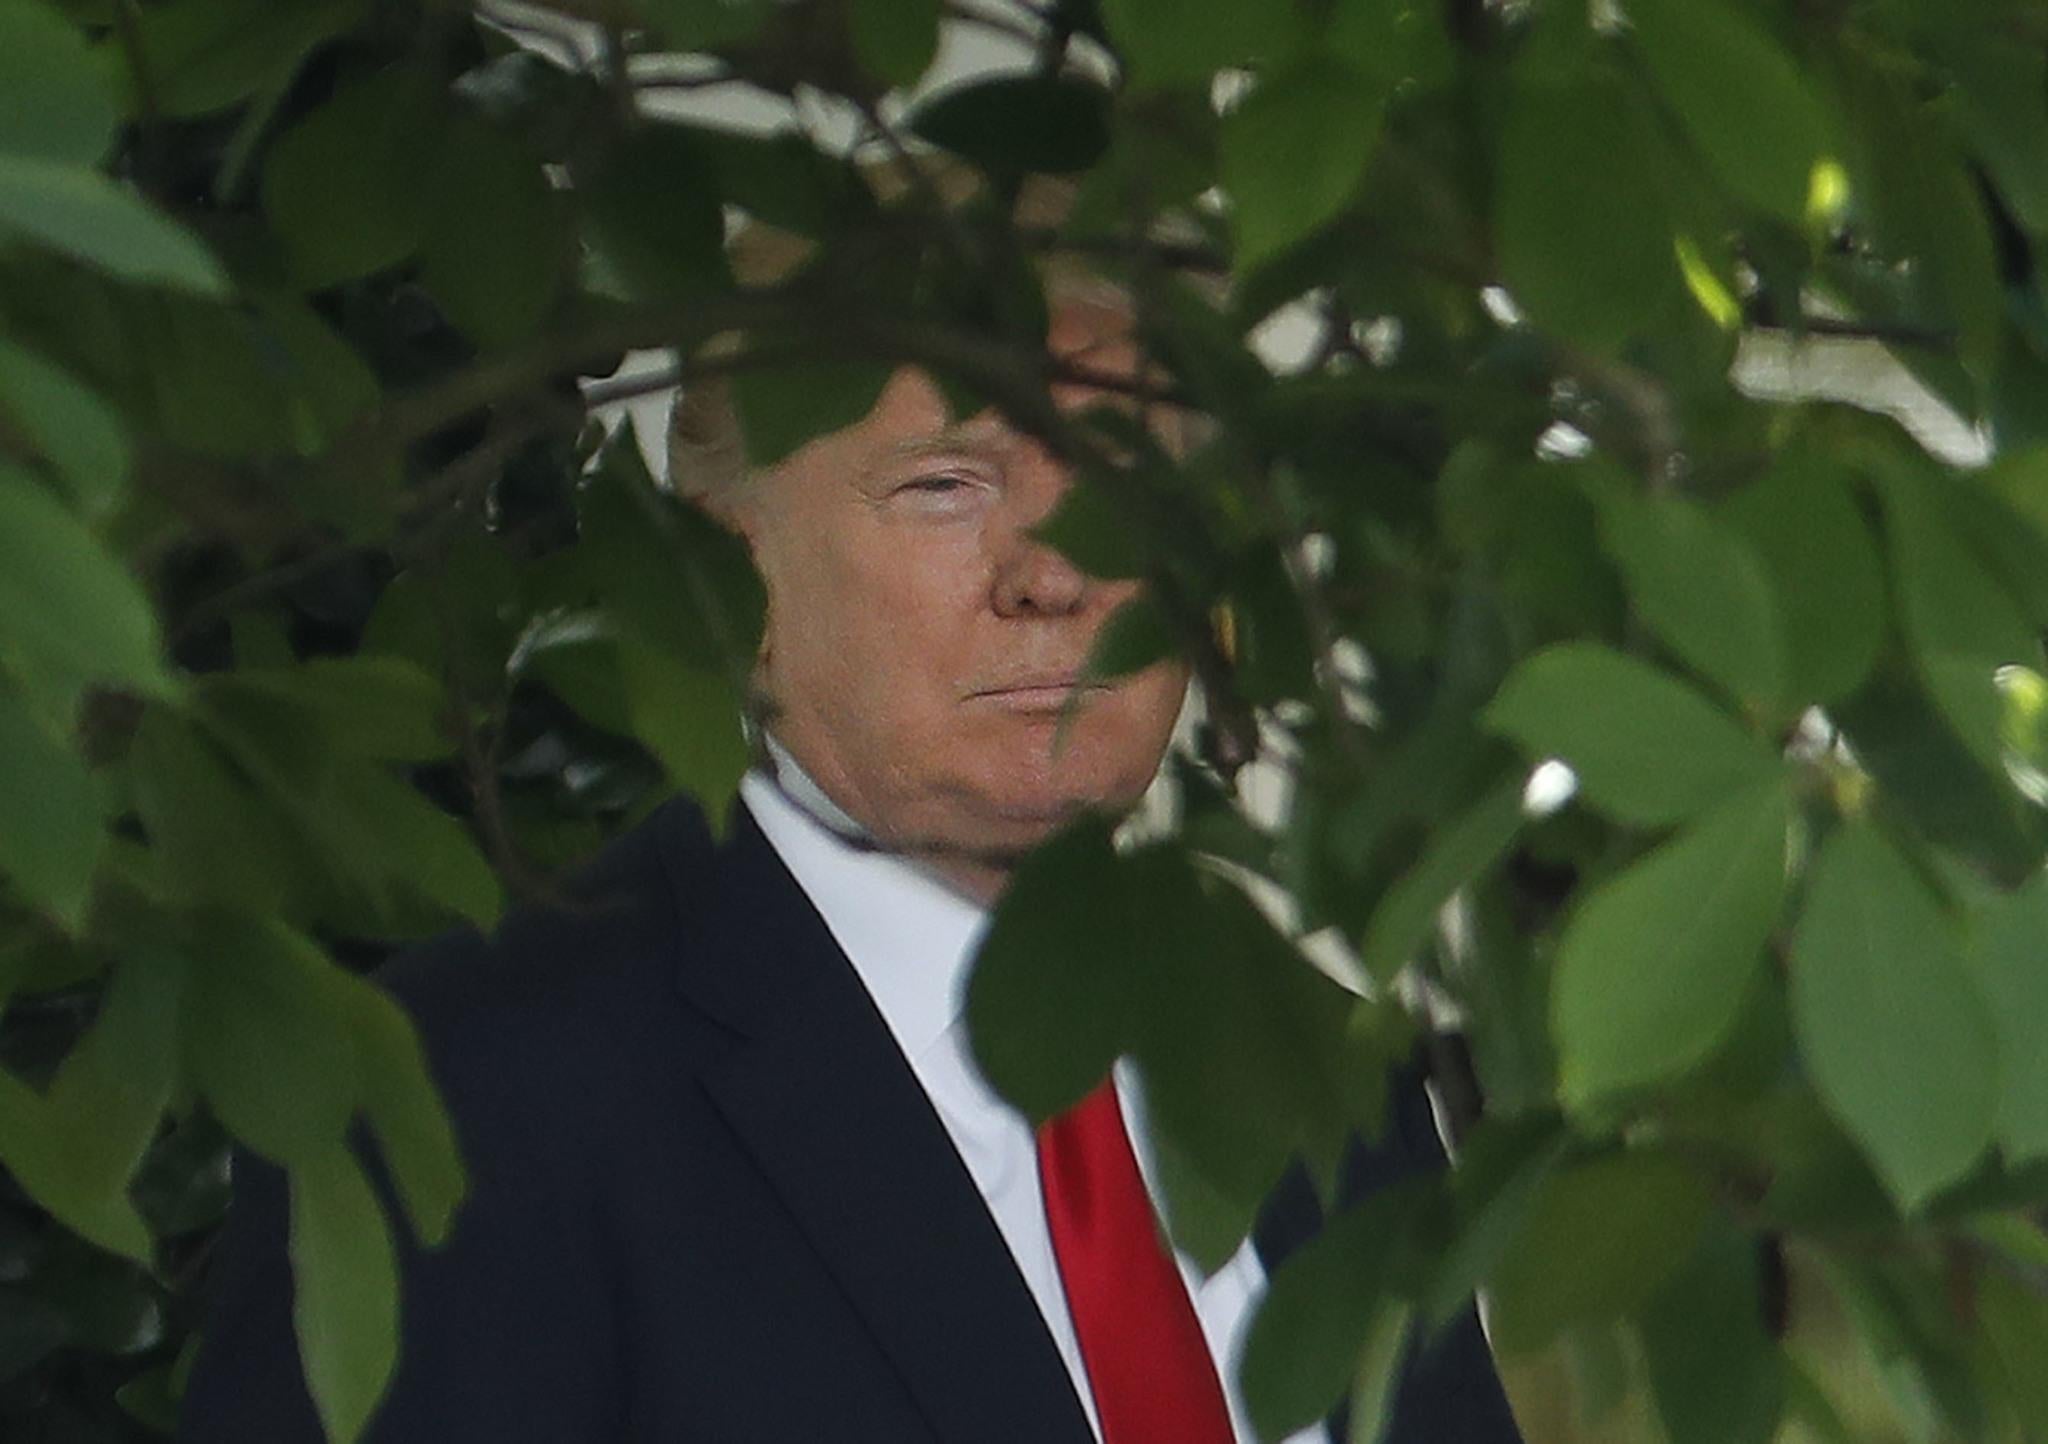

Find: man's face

[727,299,1189,892]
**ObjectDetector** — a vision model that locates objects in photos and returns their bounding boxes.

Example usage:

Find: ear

[666,379,752,535]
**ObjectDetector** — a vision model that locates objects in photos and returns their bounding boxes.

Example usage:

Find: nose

[991,528,1089,618]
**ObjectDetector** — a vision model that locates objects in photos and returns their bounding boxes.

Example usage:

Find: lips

[967,675,1112,708]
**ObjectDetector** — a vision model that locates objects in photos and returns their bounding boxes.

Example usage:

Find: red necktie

[1036,1079,1237,1444]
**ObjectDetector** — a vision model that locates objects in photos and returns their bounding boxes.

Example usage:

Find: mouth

[966,676,1112,711]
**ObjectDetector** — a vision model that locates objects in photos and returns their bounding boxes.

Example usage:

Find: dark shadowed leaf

[1081,593,1176,681]
[967,820,1146,1120]
[0,338,129,515]
[1487,643,1779,827]
[263,65,439,289]
[420,118,568,346]
[850,0,939,88]
[1790,824,1997,1210]
[0,687,104,929]
[118,0,364,118]
[0,0,116,165]
[909,75,1112,176]
[728,360,894,468]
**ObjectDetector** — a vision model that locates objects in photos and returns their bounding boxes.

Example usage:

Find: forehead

[812,296,1148,464]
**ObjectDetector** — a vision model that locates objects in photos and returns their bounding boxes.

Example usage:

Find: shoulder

[373,794,746,1084]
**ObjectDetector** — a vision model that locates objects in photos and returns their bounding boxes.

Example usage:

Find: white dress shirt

[740,769,1328,1444]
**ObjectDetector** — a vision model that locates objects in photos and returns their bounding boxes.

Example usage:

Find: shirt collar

[739,766,990,1063]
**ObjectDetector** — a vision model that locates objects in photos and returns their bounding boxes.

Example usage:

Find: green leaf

[1552,783,1789,1109]
[43,949,188,1227]
[419,117,567,346]
[1098,0,1305,91]
[0,338,129,515]
[1844,62,2003,382]
[1879,470,2041,774]
[1346,1298,1417,1444]
[1357,776,1524,984]
[1486,1150,1711,1355]
[0,0,117,165]
[1637,1224,1783,1444]
[1789,824,1998,1210]
[1595,489,1789,716]
[1220,59,1385,274]
[1080,593,1176,682]
[290,1143,399,1444]
[0,685,105,928]
[185,916,359,1167]
[0,1065,152,1260]
[850,0,938,89]
[0,154,227,294]
[1717,458,1885,707]
[118,0,364,118]
[323,763,502,930]
[0,463,170,697]
[728,360,894,469]
[262,65,438,289]
[131,708,301,914]
[1963,873,2048,1165]
[1240,1183,1429,1442]
[1627,0,1834,222]
[1486,643,1779,828]
[579,124,726,302]
[343,981,465,1247]
[1942,32,2048,236]
[1496,73,1679,351]
[208,656,453,761]
[1033,476,1147,581]
[967,820,1141,1121]
[908,75,1111,175]
[617,636,750,832]
[1976,1266,2048,1438]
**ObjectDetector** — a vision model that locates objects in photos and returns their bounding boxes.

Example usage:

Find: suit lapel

[665,804,1096,1444]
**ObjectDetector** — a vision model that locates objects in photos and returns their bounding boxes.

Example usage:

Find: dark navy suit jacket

[180,797,1522,1442]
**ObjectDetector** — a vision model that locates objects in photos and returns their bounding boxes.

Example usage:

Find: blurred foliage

[8,0,2048,1439]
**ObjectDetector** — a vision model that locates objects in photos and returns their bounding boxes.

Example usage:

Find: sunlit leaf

[1790,824,1997,1210]
[1487,643,1779,828]
[1552,783,1789,1109]
[290,1143,399,1444]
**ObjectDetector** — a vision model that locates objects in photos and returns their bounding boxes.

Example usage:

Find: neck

[756,731,1016,906]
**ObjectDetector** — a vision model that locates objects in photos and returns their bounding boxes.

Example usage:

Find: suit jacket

[180,796,1521,1442]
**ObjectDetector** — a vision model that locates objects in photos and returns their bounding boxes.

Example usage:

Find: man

[181,276,1521,1442]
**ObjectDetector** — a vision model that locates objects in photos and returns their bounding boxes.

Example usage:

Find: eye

[889,470,992,513]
